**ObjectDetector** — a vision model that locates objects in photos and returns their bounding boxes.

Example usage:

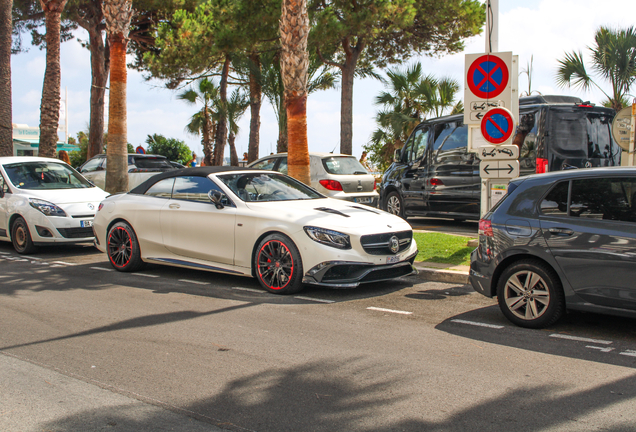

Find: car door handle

[548,227,573,236]
[169,203,180,209]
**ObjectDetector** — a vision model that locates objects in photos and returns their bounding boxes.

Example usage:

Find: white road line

[550,334,613,345]
[619,350,636,357]
[90,267,113,271]
[367,306,412,315]
[294,296,335,304]
[232,287,264,293]
[451,319,504,329]
[24,256,42,260]
[0,251,9,254]
[135,273,159,278]
[178,279,209,285]
[51,261,76,266]
[586,345,615,353]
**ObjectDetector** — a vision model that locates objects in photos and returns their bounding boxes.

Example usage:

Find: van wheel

[385,192,404,218]
[11,217,37,254]
[496,260,564,329]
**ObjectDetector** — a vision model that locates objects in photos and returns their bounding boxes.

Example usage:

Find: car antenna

[330,146,336,154]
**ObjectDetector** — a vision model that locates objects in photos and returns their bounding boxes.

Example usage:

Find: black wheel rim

[108,227,132,268]
[257,240,294,290]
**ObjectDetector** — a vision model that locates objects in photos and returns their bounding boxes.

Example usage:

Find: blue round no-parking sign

[480,107,515,144]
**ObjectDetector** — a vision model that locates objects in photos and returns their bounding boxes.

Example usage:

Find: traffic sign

[478,144,519,160]
[467,54,509,99]
[480,107,515,144]
[612,106,633,151]
[480,160,519,179]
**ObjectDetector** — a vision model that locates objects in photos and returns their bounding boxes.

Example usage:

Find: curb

[413,263,469,284]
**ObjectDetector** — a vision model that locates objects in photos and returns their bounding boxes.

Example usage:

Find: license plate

[80,220,93,228]
[355,197,371,204]
[386,255,400,264]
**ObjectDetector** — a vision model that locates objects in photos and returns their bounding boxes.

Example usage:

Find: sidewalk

[413,261,469,284]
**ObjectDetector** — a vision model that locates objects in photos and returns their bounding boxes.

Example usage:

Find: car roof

[0,156,68,164]
[520,166,636,183]
[128,166,262,194]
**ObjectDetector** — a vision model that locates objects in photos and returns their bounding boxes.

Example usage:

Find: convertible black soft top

[128,166,257,195]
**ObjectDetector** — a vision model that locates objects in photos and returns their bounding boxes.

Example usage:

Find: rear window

[321,157,368,175]
[132,157,173,169]
[548,108,615,159]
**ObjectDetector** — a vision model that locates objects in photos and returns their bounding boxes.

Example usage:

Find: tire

[11,217,37,254]
[385,191,405,219]
[107,222,145,272]
[254,234,303,294]
[496,260,565,329]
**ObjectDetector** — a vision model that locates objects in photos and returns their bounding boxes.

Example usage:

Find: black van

[379,95,621,220]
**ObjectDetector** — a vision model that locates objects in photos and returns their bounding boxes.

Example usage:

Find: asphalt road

[2,242,636,431]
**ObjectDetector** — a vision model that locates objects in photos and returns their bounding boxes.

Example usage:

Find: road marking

[91,267,113,271]
[232,287,264,293]
[451,319,504,329]
[367,306,412,315]
[135,273,159,278]
[586,345,615,353]
[550,334,612,345]
[0,251,9,254]
[178,279,209,285]
[51,261,76,266]
[294,296,335,304]
[619,350,636,357]
[24,256,42,260]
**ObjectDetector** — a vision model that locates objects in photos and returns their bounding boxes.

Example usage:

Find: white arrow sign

[480,160,520,179]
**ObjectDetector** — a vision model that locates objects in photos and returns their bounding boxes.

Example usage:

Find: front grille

[56,227,95,239]
[360,230,412,255]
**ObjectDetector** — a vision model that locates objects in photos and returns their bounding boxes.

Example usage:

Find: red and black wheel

[107,222,145,272]
[254,234,303,294]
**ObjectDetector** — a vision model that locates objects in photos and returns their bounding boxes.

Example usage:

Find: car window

[250,157,279,171]
[540,181,569,216]
[570,177,636,222]
[514,110,540,159]
[435,124,469,163]
[277,157,288,175]
[0,173,8,194]
[432,122,455,153]
[145,178,175,198]
[4,162,93,189]
[548,109,616,159]
[412,128,429,162]
[400,136,414,164]
[218,172,323,202]
[81,157,104,173]
[133,157,173,169]
[172,176,229,204]
[322,156,368,175]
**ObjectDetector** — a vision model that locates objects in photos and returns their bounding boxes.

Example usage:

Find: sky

[9,0,636,161]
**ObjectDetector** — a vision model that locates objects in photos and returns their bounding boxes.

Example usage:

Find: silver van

[248,152,379,207]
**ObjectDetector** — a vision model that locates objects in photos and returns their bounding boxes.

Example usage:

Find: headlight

[304,226,351,249]
[29,199,68,217]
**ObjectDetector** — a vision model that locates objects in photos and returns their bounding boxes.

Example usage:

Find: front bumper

[20,209,96,245]
[303,251,418,288]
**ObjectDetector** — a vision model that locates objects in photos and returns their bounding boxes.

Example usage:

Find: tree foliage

[145,133,191,165]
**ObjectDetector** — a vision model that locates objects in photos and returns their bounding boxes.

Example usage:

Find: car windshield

[218,172,324,202]
[4,162,93,189]
[321,156,368,175]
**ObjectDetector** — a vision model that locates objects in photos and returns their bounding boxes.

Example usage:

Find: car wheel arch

[381,185,401,208]
[250,230,302,278]
[106,218,140,250]
[491,253,561,298]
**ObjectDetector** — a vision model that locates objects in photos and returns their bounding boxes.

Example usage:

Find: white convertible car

[93,167,418,294]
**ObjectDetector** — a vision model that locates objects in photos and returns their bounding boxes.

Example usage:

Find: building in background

[12,124,79,156]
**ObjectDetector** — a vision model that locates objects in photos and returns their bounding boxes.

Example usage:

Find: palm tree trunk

[0,0,13,157]
[87,24,109,160]
[277,97,288,153]
[213,55,230,166]
[248,53,261,163]
[280,0,310,185]
[229,132,238,166]
[38,0,69,158]
[339,38,363,156]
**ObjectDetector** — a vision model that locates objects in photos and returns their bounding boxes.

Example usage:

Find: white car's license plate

[355,197,371,204]
[80,220,93,228]
[386,255,401,264]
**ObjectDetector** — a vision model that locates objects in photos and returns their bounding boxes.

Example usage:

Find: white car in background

[0,157,109,254]
[79,153,176,191]
[248,152,380,207]
[92,167,417,294]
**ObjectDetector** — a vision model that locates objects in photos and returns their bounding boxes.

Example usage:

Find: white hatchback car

[93,167,417,294]
[0,157,109,254]
[79,153,176,191]
[248,152,379,207]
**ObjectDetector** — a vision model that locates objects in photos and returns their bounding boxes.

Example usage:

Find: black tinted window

[173,176,225,203]
[435,124,468,163]
[570,177,636,222]
[145,178,174,198]
[134,157,173,169]
[540,181,569,216]
[548,109,615,159]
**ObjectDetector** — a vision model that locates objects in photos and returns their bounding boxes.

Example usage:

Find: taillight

[429,178,444,186]
[478,219,494,237]
[319,179,343,191]
[536,158,548,174]
[373,179,377,191]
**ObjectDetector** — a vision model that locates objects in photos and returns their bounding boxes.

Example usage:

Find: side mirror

[208,190,225,209]
[393,148,401,162]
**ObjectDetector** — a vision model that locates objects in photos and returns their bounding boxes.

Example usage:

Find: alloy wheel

[257,240,294,290]
[503,270,551,320]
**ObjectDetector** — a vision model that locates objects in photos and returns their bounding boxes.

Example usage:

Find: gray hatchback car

[470,167,636,328]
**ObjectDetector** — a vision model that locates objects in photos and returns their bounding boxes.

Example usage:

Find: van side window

[435,124,468,163]
[514,111,540,159]
[412,128,429,162]
[432,122,454,153]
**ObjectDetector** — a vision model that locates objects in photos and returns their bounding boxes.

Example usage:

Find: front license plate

[355,197,371,204]
[386,255,400,264]
[80,220,93,228]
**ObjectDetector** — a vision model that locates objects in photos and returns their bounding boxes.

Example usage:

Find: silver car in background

[248,152,379,207]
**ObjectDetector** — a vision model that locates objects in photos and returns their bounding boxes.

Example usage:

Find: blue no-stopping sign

[480,107,515,144]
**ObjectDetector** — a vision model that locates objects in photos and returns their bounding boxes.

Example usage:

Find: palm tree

[102,0,133,193]
[226,89,250,166]
[38,0,69,158]
[279,0,310,185]
[179,78,220,166]
[0,0,12,156]
[556,26,636,111]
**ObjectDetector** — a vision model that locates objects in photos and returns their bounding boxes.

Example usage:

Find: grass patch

[413,232,475,266]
